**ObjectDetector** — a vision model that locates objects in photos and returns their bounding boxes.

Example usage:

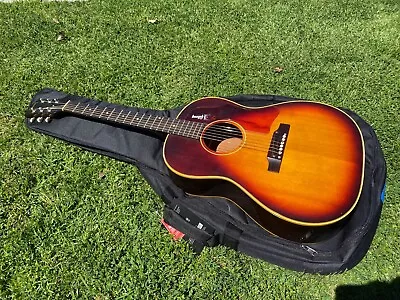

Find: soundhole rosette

[200,121,244,155]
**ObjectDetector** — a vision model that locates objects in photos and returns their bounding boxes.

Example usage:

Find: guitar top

[163,97,364,227]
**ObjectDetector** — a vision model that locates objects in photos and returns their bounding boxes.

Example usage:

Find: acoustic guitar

[26,96,365,242]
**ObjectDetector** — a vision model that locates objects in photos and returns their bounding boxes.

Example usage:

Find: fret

[167,119,173,134]
[107,108,115,120]
[99,107,107,118]
[72,102,80,112]
[82,104,90,114]
[177,120,183,135]
[138,114,145,126]
[158,117,165,130]
[153,116,160,131]
[123,111,131,124]
[162,117,169,133]
[196,123,204,138]
[116,109,123,122]
[142,115,151,128]
[171,120,177,134]
[150,116,158,130]
[181,120,187,137]
[188,120,195,138]
[195,123,202,139]
[90,105,98,117]
[130,112,138,125]
[185,121,192,137]
[185,121,192,138]
[160,118,167,132]
[175,119,182,135]
[161,117,168,133]
[62,100,71,111]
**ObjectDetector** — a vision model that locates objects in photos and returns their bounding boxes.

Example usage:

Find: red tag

[161,219,185,241]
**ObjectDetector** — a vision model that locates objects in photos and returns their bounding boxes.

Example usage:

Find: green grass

[1,0,399,299]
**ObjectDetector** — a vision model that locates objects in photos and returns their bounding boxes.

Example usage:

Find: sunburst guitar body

[163,98,364,241]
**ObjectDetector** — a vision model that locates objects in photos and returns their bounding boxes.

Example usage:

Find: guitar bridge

[267,123,290,173]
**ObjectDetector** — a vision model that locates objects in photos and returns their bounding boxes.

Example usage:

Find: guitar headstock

[26,98,68,123]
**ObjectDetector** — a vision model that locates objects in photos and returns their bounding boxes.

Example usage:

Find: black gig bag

[25,88,386,274]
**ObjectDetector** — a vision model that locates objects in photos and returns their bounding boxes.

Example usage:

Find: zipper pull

[301,245,318,257]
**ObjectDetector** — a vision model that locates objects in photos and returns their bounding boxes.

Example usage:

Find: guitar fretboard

[62,100,206,139]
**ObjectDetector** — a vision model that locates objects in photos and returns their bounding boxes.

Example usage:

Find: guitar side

[163,97,364,227]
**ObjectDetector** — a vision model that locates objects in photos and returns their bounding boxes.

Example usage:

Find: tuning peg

[29,117,35,123]
[37,117,43,123]
[45,117,51,123]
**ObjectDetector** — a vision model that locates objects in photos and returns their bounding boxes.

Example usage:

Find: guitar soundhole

[201,122,243,154]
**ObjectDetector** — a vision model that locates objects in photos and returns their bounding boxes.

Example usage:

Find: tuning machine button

[29,117,35,123]
[45,117,51,123]
[37,117,43,123]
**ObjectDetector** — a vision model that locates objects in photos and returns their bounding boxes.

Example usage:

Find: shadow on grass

[336,277,400,300]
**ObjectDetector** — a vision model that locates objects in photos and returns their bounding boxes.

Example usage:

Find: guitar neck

[62,100,205,139]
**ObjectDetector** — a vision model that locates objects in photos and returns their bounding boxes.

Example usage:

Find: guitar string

[63,103,248,139]
[61,102,277,144]
[61,104,267,144]
[60,103,285,153]
[211,127,286,152]
[62,103,286,153]
[42,103,284,154]
[61,102,252,138]
[62,103,246,141]
[38,100,273,139]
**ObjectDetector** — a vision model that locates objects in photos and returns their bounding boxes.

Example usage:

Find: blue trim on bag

[380,183,386,203]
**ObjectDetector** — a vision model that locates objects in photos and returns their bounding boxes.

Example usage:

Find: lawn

[1,0,399,299]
